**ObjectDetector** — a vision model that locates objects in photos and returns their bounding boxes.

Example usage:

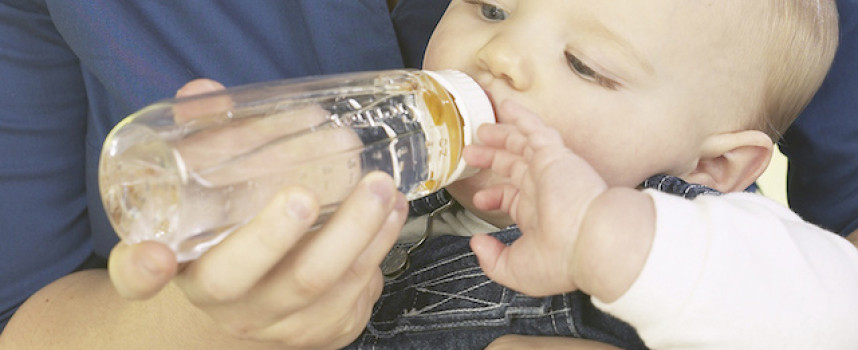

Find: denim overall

[345,175,718,350]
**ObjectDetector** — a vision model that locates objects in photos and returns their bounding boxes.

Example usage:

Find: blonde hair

[757,0,839,141]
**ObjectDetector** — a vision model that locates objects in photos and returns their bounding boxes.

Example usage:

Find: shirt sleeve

[594,190,858,349]
[0,0,93,332]
[1,0,431,332]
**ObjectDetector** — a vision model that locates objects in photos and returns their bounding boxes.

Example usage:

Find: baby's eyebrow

[585,19,655,76]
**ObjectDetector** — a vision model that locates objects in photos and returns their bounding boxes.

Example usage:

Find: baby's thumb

[471,235,563,297]
[108,241,178,299]
[470,234,514,282]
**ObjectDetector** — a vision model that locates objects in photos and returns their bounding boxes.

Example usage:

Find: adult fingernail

[135,249,166,278]
[369,176,394,205]
[394,193,407,211]
[285,192,312,220]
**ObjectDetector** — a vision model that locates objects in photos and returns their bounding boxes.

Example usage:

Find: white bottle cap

[424,70,496,184]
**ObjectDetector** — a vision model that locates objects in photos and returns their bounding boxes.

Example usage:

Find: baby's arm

[463,101,655,301]
[465,101,858,348]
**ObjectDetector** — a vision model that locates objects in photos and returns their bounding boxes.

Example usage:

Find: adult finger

[350,191,408,274]
[176,78,226,97]
[228,174,405,337]
[261,172,403,301]
[176,186,318,305]
[108,241,178,299]
[172,78,232,123]
[250,268,387,348]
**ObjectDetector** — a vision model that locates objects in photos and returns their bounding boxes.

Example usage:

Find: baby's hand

[463,101,608,297]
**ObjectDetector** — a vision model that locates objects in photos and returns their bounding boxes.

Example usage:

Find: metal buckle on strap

[381,199,459,279]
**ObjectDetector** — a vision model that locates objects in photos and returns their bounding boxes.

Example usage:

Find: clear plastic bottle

[98,70,495,261]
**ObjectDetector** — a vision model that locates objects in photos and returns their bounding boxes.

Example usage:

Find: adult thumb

[108,241,178,299]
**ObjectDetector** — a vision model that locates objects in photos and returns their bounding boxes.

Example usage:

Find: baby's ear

[682,130,774,193]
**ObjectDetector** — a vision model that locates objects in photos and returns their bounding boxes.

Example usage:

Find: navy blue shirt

[783,0,858,236]
[0,0,448,331]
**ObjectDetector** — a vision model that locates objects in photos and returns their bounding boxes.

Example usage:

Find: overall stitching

[345,176,714,349]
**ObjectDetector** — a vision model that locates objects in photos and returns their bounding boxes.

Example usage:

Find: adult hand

[108,79,408,349]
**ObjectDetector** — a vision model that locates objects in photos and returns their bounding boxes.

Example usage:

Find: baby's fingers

[476,123,530,156]
[496,100,546,134]
[497,101,565,151]
[475,147,529,185]
[463,143,497,170]
[471,183,522,213]
[470,234,508,277]
[470,234,529,293]
[471,235,567,297]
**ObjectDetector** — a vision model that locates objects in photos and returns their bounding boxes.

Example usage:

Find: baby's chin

[445,170,515,228]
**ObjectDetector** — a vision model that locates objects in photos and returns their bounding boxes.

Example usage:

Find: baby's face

[424,0,768,225]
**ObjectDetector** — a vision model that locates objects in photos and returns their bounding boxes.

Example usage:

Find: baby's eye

[565,52,619,90]
[566,53,597,80]
[480,4,508,21]
[464,0,508,21]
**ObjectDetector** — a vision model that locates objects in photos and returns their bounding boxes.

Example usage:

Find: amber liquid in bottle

[99,70,493,261]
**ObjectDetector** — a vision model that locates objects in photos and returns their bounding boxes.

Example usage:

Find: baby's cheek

[423,36,461,70]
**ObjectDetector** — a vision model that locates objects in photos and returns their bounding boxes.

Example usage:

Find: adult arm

[1,75,409,349]
[1,0,445,346]
[2,270,273,349]
[1,173,408,349]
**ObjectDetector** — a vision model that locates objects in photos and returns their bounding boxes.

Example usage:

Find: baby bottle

[98,70,495,261]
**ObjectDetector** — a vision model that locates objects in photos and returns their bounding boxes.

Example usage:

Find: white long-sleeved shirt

[595,190,858,349]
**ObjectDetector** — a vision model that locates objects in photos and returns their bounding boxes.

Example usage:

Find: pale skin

[464,101,653,300]
[468,94,858,350]
[1,80,409,350]
[426,0,778,347]
[422,0,778,293]
[2,2,854,350]
[426,0,778,227]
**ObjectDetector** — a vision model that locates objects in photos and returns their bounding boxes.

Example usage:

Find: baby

[349,0,858,349]
[99,0,856,349]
